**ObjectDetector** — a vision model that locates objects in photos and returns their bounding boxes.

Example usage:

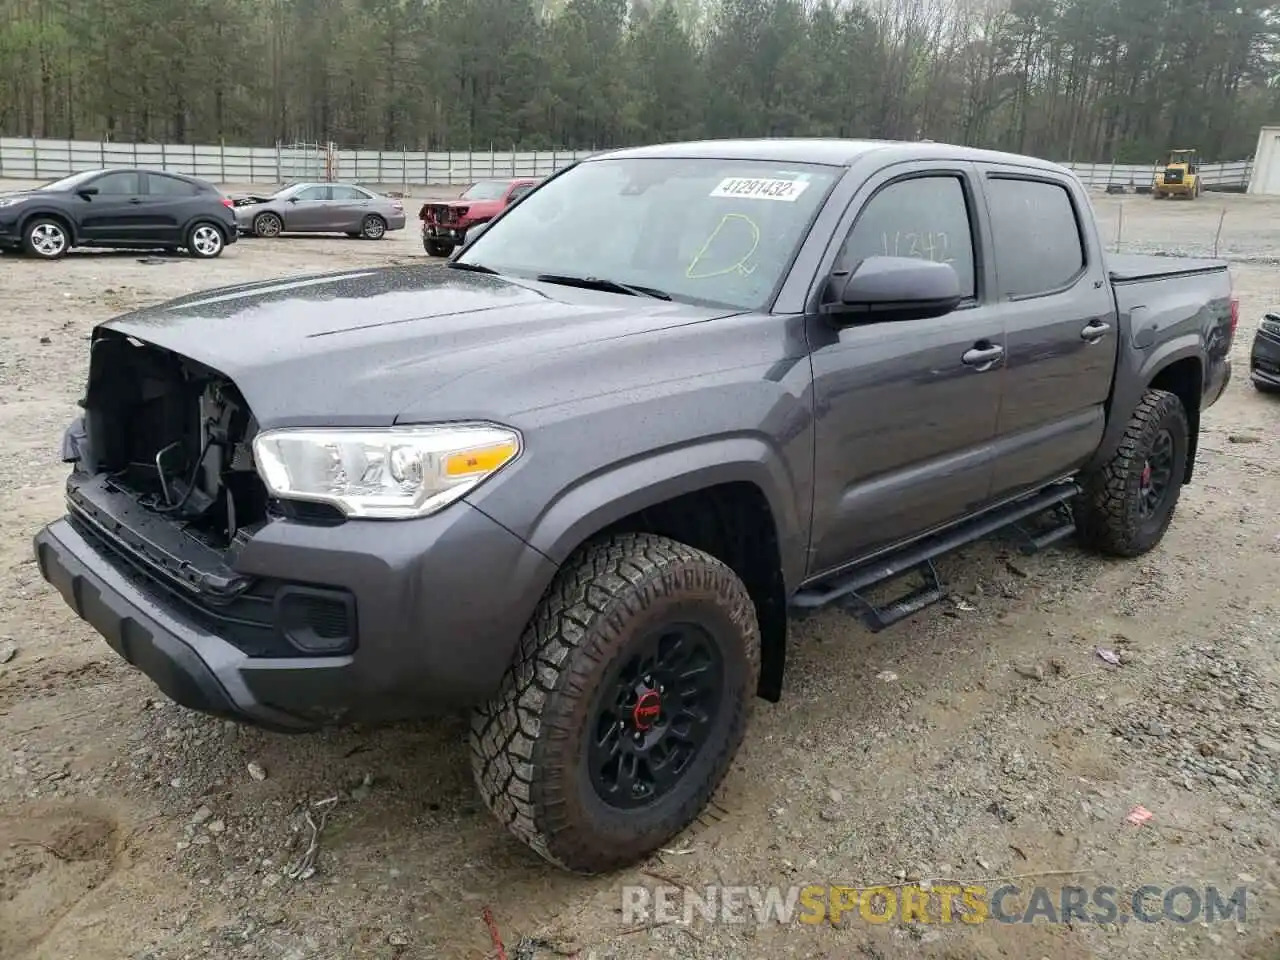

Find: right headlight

[252,422,521,519]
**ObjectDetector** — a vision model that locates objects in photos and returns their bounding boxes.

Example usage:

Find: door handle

[962,342,1004,369]
[1081,319,1111,342]
[128,197,142,204]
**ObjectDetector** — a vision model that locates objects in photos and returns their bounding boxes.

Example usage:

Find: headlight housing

[252,423,521,519]
[1261,316,1280,337]
[0,196,28,209]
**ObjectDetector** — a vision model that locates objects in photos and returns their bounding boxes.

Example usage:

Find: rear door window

[984,177,1086,298]
[146,173,199,196]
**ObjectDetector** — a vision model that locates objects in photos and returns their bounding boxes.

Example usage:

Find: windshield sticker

[710,177,810,202]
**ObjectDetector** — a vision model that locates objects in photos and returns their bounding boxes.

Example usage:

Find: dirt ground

[0,183,1277,960]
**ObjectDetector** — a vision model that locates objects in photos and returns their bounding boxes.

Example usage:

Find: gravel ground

[0,183,1277,960]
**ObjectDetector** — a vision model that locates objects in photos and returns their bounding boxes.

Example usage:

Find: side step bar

[790,481,1079,631]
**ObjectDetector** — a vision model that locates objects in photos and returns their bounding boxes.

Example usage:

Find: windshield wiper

[534,273,672,301]
[446,260,499,275]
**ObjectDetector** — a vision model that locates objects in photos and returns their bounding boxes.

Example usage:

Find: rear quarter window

[985,177,1086,298]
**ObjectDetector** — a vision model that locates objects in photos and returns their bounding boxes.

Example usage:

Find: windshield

[461,180,512,201]
[455,157,839,310]
[38,170,102,192]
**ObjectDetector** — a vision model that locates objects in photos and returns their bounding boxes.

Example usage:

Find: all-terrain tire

[424,238,453,257]
[470,532,760,874]
[1074,388,1189,557]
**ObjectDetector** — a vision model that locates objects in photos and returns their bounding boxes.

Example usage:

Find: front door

[76,170,147,243]
[973,165,1119,500]
[284,185,332,231]
[807,165,1006,574]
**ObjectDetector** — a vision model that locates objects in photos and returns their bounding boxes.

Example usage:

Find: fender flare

[1088,335,1204,477]
[521,435,808,595]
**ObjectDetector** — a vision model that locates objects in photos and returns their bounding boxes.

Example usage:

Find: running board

[790,482,1080,631]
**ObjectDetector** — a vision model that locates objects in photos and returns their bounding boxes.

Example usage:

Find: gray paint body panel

[35,138,1233,725]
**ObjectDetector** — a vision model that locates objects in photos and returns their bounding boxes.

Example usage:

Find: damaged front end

[66,331,272,562]
[59,330,356,660]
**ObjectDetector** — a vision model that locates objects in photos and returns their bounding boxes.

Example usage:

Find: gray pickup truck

[34,139,1236,874]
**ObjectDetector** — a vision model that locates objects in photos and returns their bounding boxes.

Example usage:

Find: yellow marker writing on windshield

[686,214,761,280]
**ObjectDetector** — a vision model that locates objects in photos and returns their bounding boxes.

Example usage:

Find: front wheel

[186,222,225,259]
[253,212,283,238]
[424,237,454,257]
[360,215,387,240]
[1075,388,1190,557]
[23,218,71,259]
[471,532,760,874]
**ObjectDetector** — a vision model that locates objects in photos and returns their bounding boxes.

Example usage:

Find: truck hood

[96,264,734,427]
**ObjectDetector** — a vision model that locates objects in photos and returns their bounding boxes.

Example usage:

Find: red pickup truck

[420,177,540,257]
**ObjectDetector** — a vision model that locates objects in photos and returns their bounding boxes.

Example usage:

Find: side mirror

[77,187,99,199]
[823,256,963,324]
[287,196,299,204]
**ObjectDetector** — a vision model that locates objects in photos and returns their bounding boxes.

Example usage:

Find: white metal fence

[0,138,597,185]
[0,136,1256,190]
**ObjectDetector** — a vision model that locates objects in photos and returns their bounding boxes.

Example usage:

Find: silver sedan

[232,182,407,239]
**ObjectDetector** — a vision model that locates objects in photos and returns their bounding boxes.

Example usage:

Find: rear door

[284,184,331,231]
[76,170,146,243]
[973,165,1118,500]
[141,173,201,242]
[806,162,1007,570]
[505,181,536,208]
[329,184,371,230]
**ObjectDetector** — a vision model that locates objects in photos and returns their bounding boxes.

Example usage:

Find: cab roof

[590,138,1069,175]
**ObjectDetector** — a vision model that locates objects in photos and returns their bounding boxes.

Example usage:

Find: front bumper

[0,212,21,245]
[33,483,559,730]
[423,223,467,243]
[1250,325,1280,389]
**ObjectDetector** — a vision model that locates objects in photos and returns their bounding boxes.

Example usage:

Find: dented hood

[96,264,730,428]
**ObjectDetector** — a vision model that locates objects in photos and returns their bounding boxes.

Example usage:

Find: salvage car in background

[421,177,539,256]
[0,167,237,260]
[1251,313,1280,393]
[232,182,406,239]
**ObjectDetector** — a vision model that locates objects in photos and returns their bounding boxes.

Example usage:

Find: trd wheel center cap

[632,689,661,731]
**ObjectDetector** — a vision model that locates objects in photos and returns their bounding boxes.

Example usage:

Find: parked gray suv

[34,138,1235,874]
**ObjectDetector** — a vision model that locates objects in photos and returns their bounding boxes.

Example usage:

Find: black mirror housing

[823,256,964,325]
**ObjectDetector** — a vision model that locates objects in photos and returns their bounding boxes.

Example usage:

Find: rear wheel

[22,218,70,259]
[424,238,453,257]
[185,222,225,259]
[471,532,760,874]
[253,212,283,238]
[1074,388,1189,557]
[360,215,387,240]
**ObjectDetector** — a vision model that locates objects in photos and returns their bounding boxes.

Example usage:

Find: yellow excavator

[1151,148,1202,199]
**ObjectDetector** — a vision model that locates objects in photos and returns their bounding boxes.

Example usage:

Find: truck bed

[1107,252,1228,283]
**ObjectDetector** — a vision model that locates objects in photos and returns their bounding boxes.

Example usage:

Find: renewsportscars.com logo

[622,883,1249,927]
